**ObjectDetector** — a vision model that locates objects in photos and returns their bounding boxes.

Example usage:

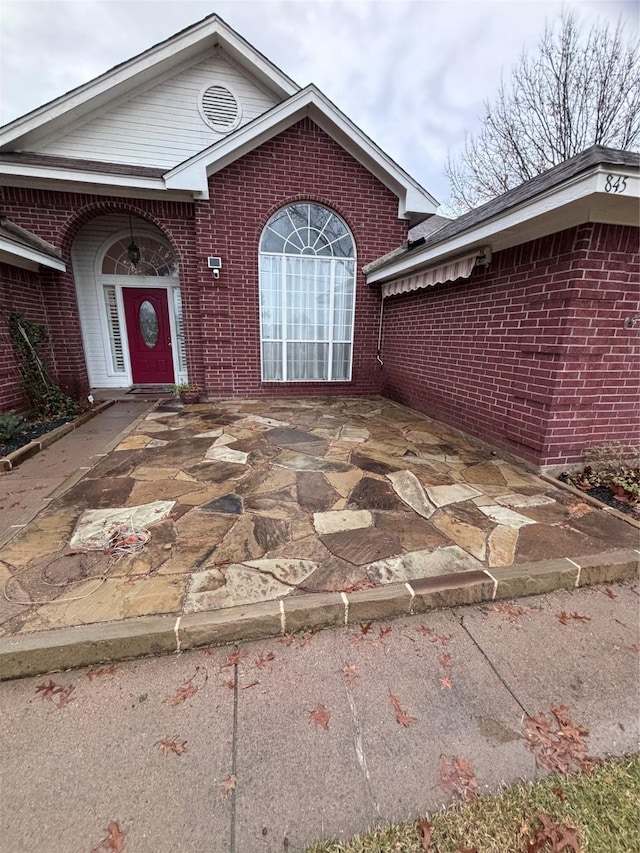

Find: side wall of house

[380,223,640,468]
[0,262,55,413]
[191,118,408,396]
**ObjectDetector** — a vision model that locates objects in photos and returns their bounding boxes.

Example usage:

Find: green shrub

[0,410,25,443]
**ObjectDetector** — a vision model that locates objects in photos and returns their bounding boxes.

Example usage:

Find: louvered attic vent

[201,85,241,131]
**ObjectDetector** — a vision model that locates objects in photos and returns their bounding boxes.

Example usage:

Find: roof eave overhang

[367,165,640,285]
[0,162,196,201]
[0,16,299,151]
[164,86,438,221]
[0,237,66,272]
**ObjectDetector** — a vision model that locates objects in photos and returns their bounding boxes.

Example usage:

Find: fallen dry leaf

[35,680,62,701]
[378,625,393,640]
[418,819,431,851]
[221,650,248,669]
[601,587,617,600]
[360,621,373,635]
[439,754,478,801]
[90,820,128,853]
[417,625,452,644]
[86,665,119,681]
[527,812,580,852]
[556,611,591,626]
[390,693,417,727]
[438,652,453,670]
[156,736,188,757]
[166,667,208,706]
[255,651,275,669]
[491,602,535,624]
[240,680,259,690]
[440,676,453,690]
[55,685,76,708]
[223,678,235,690]
[627,643,640,653]
[523,705,596,774]
[299,631,316,647]
[279,634,295,646]
[308,703,331,730]
[219,774,237,798]
[342,663,359,686]
[343,579,377,593]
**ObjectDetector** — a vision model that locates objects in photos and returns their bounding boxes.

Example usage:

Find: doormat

[127,384,174,395]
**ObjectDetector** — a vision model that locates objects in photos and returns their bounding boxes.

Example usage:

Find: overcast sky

[0,0,637,208]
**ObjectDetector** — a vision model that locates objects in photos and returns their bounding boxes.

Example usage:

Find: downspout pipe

[376,294,386,365]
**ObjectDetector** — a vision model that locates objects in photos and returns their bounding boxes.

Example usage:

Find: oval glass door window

[139,300,159,348]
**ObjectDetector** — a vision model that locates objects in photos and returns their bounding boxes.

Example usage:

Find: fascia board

[165,87,438,216]
[0,237,66,271]
[0,17,298,148]
[367,169,620,284]
[0,162,167,192]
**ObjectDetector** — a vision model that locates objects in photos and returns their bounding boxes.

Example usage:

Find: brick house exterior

[1,17,637,471]
[367,149,639,470]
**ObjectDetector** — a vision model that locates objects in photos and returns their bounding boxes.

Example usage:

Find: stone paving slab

[0,395,638,677]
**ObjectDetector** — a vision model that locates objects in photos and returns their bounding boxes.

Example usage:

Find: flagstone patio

[1,396,637,638]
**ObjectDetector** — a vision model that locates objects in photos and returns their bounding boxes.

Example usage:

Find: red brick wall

[380,223,640,468]
[1,120,406,399]
[0,262,54,413]
[0,191,200,396]
[192,118,407,396]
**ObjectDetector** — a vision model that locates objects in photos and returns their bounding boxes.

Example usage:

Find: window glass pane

[287,342,329,381]
[259,256,282,340]
[139,300,159,348]
[102,235,178,276]
[262,342,282,380]
[331,343,351,380]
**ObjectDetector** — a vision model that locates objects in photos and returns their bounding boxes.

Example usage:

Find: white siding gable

[37,49,280,168]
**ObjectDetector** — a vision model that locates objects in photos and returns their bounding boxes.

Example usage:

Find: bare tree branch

[445,11,640,213]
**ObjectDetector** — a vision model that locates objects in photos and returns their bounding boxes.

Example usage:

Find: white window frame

[258,204,356,383]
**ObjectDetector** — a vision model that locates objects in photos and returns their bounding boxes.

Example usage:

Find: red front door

[123,288,175,384]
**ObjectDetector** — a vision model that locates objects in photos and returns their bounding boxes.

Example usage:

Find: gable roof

[164,85,438,222]
[0,14,299,152]
[367,146,640,284]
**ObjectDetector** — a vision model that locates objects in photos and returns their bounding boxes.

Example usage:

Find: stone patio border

[1,547,636,680]
[0,400,115,472]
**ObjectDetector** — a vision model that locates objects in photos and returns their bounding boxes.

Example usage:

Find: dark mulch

[0,416,76,458]
[558,473,640,520]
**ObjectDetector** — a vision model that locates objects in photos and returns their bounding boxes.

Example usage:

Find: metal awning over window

[380,250,479,298]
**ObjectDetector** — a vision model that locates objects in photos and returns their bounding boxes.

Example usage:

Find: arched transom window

[259,203,356,382]
[102,234,178,276]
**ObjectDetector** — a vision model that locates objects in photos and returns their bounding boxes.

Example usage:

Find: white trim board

[0,15,298,151]
[165,85,438,222]
[367,165,640,285]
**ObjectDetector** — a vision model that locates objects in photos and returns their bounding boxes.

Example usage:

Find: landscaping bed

[557,443,640,521]
[0,414,78,458]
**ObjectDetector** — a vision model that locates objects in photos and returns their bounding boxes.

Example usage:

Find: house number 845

[604,174,627,193]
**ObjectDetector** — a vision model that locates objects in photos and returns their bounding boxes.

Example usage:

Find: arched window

[101,234,178,276]
[259,203,356,382]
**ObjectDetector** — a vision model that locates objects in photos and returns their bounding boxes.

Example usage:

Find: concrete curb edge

[1,548,637,680]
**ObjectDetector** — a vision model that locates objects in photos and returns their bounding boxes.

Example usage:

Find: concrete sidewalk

[0,400,153,531]
[0,580,637,852]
